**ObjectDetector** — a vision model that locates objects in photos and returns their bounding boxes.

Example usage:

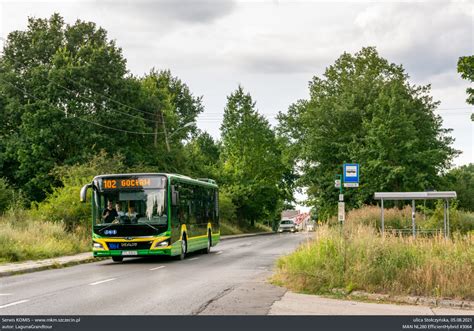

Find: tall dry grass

[274,224,474,300]
[0,210,90,263]
[342,204,473,234]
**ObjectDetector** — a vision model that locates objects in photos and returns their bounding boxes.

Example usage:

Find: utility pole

[161,112,170,152]
[153,111,170,152]
[154,109,158,148]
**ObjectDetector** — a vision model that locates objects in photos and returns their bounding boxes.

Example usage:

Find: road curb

[220,232,275,241]
[347,290,473,311]
[0,255,98,278]
[0,232,276,277]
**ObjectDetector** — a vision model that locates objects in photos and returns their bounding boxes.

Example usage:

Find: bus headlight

[93,242,104,249]
[152,240,169,248]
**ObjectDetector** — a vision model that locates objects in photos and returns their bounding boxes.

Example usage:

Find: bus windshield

[94,189,167,226]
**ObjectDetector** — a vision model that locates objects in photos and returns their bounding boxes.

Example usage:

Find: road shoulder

[198,274,286,315]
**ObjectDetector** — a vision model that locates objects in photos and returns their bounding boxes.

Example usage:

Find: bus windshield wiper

[97,223,115,233]
[143,222,159,232]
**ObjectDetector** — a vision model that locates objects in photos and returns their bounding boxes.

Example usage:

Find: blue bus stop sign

[343,163,359,187]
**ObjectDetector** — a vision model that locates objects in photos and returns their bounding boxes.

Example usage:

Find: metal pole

[443,199,447,239]
[447,199,450,239]
[412,199,416,238]
[381,199,384,235]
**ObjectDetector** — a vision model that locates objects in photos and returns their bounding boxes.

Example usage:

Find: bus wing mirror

[80,184,92,203]
[171,186,179,206]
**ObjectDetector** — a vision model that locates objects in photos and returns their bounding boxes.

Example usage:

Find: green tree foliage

[0,14,203,202]
[278,47,458,218]
[442,163,474,212]
[0,14,141,201]
[184,130,220,178]
[140,69,202,146]
[139,69,203,172]
[218,190,237,223]
[0,178,14,213]
[457,55,474,106]
[220,86,286,226]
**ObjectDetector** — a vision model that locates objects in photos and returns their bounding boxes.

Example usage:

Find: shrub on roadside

[219,189,237,224]
[30,150,126,230]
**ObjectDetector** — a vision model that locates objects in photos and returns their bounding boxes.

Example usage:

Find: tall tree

[442,163,474,212]
[184,130,220,179]
[0,14,147,201]
[278,47,458,218]
[139,69,203,173]
[220,86,285,226]
[0,14,204,202]
[457,55,474,107]
[140,69,203,146]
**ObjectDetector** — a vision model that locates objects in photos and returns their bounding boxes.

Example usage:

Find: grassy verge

[0,211,90,264]
[273,224,473,300]
[220,220,272,235]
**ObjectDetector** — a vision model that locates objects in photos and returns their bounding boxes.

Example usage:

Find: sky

[1,0,473,209]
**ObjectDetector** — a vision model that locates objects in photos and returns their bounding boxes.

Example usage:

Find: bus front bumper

[93,248,172,257]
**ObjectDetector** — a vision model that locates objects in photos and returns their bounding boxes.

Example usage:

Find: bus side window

[171,183,179,227]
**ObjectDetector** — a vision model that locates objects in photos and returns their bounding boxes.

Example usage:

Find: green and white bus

[80,173,220,262]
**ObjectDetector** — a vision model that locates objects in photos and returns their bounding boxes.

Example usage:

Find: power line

[0,77,161,135]
[1,53,159,122]
[50,79,160,124]
[60,74,158,117]
[73,116,157,135]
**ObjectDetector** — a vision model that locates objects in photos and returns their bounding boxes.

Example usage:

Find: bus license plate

[122,251,138,256]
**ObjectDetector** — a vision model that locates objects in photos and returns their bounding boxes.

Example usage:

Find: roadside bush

[30,151,126,230]
[30,185,91,230]
[420,200,474,234]
[219,189,237,224]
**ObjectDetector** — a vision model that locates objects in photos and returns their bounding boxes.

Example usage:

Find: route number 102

[103,180,117,189]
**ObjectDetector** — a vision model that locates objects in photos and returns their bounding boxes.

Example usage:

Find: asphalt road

[0,232,311,315]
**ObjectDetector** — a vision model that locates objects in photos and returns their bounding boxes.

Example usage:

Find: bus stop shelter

[373,191,457,238]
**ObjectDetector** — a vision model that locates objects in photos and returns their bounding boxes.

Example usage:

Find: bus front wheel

[204,232,211,254]
[178,237,187,260]
[112,256,123,262]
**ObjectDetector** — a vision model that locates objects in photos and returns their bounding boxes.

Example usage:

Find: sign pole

[381,199,384,235]
[444,199,447,239]
[447,199,450,238]
[335,174,344,225]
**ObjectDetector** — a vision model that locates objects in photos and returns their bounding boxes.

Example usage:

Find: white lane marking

[0,300,29,309]
[0,293,13,296]
[89,278,117,286]
[188,257,199,261]
[216,251,223,255]
[149,266,166,271]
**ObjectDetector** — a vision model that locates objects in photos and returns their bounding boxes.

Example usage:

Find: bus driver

[102,201,118,223]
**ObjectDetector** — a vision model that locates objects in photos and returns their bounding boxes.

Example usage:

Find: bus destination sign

[101,177,165,190]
